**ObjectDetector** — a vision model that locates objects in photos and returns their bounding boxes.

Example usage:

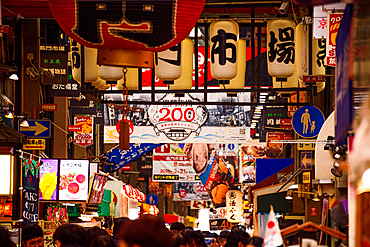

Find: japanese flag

[263,206,283,247]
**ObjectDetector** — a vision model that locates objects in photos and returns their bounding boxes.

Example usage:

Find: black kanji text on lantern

[211,29,237,65]
[268,27,295,64]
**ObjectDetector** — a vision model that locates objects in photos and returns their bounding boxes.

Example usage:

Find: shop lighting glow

[362,168,370,187]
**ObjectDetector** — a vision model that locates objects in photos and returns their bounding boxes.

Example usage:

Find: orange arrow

[20,122,48,136]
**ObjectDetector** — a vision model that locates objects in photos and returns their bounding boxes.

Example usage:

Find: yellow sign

[302,171,311,184]
[243,200,250,210]
[297,143,316,150]
[23,139,46,150]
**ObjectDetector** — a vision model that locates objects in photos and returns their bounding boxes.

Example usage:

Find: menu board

[39,159,58,200]
[59,160,89,201]
[87,173,108,205]
[0,155,12,195]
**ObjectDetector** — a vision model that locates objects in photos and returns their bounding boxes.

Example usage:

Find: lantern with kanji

[71,40,99,84]
[168,38,194,90]
[295,23,308,80]
[155,44,182,84]
[267,19,296,79]
[226,190,243,223]
[49,0,206,68]
[312,38,326,92]
[210,20,239,83]
[220,39,246,95]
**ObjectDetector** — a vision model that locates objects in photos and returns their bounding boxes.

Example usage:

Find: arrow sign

[301,151,312,171]
[18,119,51,138]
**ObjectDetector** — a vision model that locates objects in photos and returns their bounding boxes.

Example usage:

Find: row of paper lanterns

[71,19,326,92]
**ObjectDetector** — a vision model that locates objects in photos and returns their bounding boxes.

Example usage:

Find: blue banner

[335,4,353,145]
[256,158,294,184]
[105,143,164,172]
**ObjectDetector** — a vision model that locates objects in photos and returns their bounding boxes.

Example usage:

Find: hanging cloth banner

[21,156,41,227]
[105,143,164,172]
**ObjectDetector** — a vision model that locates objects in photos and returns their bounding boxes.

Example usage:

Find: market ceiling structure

[0,0,325,112]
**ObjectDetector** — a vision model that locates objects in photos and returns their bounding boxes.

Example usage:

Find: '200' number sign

[158,107,196,122]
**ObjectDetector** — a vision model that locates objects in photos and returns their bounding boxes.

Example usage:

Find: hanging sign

[266,132,294,158]
[23,139,46,150]
[173,182,211,201]
[226,190,243,223]
[326,13,343,67]
[40,45,68,84]
[152,144,200,182]
[105,143,163,172]
[313,3,346,39]
[22,157,41,227]
[73,117,93,147]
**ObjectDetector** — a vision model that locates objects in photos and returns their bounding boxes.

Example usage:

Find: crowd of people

[0,215,263,247]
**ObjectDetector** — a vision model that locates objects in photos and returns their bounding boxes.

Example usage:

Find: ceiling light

[256,105,263,109]
[253,116,260,119]
[252,119,258,123]
[259,99,266,103]
[5,111,14,118]
[9,73,19,80]
[259,95,266,98]
[260,92,268,96]
[285,190,293,200]
[20,119,29,127]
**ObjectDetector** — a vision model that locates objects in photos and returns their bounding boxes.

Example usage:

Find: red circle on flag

[116,119,134,135]
[267,221,275,229]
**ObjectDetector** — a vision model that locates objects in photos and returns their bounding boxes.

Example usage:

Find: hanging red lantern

[48,0,205,67]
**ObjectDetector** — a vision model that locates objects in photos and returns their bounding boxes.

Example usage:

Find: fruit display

[59,172,88,200]
[59,173,76,190]
[39,172,57,200]
[66,182,81,199]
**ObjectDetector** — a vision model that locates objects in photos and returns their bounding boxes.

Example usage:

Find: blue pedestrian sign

[145,194,159,206]
[18,119,51,138]
[292,106,325,138]
[301,151,312,171]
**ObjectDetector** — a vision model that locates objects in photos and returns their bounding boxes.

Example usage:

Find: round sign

[145,194,159,206]
[116,119,134,135]
[179,190,187,198]
[292,106,325,138]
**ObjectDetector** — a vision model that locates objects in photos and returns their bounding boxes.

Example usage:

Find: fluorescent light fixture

[253,116,260,119]
[260,92,268,96]
[259,95,266,98]
[252,119,258,123]
[256,105,263,109]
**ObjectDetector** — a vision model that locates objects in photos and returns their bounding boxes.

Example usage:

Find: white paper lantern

[226,190,243,223]
[312,38,326,93]
[295,23,308,80]
[71,40,99,84]
[273,70,298,93]
[267,19,296,78]
[220,39,246,91]
[169,38,194,90]
[210,20,239,81]
[116,68,139,90]
[155,43,182,82]
[98,65,124,83]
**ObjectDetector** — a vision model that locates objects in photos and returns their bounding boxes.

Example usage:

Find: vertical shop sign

[22,158,40,227]
[326,13,343,67]
[226,190,243,223]
[74,117,93,147]
[40,45,68,84]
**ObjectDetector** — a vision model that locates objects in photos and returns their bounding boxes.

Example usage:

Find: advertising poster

[74,117,94,147]
[59,160,89,201]
[87,173,108,205]
[39,159,59,200]
[239,145,267,187]
[173,182,211,201]
[104,93,250,144]
[152,144,200,182]
[209,207,237,230]
[326,13,343,67]
[266,132,294,158]
[0,155,12,195]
